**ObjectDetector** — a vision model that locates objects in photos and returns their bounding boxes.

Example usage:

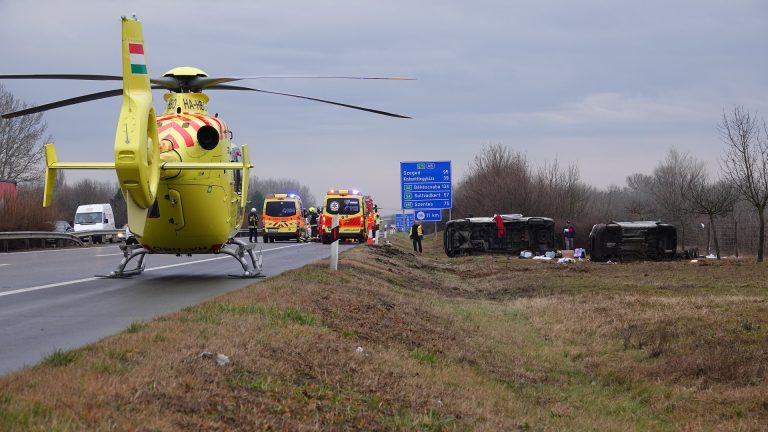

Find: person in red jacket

[563,220,575,250]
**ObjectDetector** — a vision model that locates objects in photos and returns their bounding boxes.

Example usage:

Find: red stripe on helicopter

[189,113,212,127]
[177,115,204,131]
[190,114,227,136]
[164,134,180,150]
[158,122,195,147]
[159,117,202,133]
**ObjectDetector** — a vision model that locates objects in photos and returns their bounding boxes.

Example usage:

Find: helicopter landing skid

[221,237,263,278]
[96,244,147,278]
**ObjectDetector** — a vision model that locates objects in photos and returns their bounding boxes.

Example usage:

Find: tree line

[453,107,768,261]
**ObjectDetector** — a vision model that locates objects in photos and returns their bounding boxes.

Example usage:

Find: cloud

[488,92,707,128]
[1,0,767,212]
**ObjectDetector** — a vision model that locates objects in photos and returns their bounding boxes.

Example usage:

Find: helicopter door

[167,189,185,229]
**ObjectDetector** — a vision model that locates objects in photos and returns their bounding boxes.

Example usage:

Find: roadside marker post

[330,215,339,271]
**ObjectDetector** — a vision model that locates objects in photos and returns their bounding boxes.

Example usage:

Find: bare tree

[684,170,737,259]
[454,144,532,217]
[625,173,658,219]
[626,149,703,250]
[720,106,768,262]
[248,177,317,209]
[53,179,119,223]
[0,84,51,183]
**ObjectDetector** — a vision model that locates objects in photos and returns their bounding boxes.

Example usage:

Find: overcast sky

[1,1,766,214]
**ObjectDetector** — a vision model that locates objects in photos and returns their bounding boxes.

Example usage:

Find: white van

[74,203,116,243]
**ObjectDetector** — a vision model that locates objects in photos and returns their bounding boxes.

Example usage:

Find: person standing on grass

[248,208,259,243]
[563,220,575,250]
[410,220,423,253]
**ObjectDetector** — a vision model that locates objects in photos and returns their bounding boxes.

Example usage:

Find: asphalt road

[0,241,353,375]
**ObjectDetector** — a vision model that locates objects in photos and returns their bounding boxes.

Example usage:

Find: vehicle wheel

[270,237,275,243]
[263,236,268,243]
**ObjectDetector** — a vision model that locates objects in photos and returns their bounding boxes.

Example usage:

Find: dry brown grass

[0,188,62,231]
[1,233,767,431]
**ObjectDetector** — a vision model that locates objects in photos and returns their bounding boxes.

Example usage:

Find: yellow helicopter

[1,16,410,277]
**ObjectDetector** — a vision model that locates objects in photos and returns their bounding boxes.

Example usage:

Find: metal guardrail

[0,229,124,252]
[0,231,84,252]
[1,228,257,253]
[70,229,123,241]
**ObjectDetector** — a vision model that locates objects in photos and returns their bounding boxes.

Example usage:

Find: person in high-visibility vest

[372,212,381,238]
[308,207,319,239]
[248,208,259,243]
[409,221,423,253]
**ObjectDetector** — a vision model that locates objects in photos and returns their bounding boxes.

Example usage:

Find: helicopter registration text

[166,96,206,112]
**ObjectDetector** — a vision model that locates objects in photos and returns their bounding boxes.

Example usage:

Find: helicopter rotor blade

[0,74,123,81]
[0,74,180,90]
[1,86,166,119]
[191,75,415,91]
[206,84,412,119]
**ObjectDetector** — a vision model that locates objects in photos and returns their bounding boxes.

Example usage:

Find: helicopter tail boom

[114,17,161,237]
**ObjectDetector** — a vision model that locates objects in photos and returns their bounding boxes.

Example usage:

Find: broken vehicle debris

[588,221,677,262]
[443,214,555,257]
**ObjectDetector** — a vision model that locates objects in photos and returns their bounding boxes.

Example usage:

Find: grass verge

[0,234,766,430]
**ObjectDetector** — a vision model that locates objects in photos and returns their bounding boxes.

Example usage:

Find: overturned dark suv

[443,214,555,257]
[588,221,677,262]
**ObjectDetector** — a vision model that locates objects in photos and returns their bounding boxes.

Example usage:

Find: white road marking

[0,264,10,267]
[0,243,306,298]
[95,253,125,257]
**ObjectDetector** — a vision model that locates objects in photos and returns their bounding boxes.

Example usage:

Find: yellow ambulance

[262,193,306,242]
[321,189,369,243]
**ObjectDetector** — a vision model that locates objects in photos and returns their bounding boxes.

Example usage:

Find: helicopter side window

[230,147,242,194]
[233,169,242,194]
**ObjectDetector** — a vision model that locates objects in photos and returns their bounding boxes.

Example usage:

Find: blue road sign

[401,161,452,210]
[415,210,441,222]
[395,214,404,231]
[395,213,415,231]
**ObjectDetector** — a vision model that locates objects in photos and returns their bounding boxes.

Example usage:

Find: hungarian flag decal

[128,43,147,74]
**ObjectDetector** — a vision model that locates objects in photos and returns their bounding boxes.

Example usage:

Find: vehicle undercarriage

[443,214,555,257]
